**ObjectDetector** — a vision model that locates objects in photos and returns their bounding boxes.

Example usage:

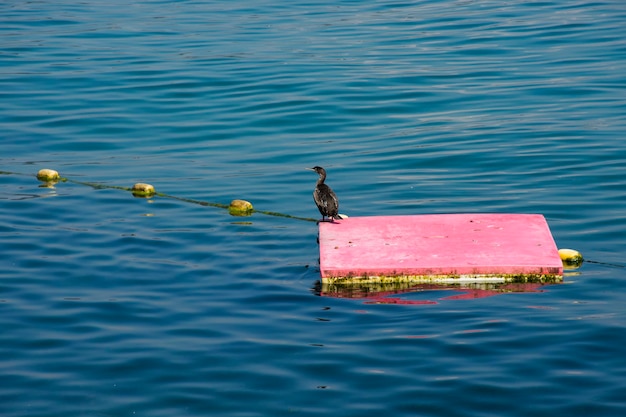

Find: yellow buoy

[36,168,60,182]
[559,248,583,269]
[229,199,254,216]
[131,183,156,197]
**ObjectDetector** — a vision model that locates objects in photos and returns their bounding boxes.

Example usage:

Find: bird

[307,166,341,222]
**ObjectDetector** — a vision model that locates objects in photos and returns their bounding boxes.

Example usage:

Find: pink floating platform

[318,213,563,284]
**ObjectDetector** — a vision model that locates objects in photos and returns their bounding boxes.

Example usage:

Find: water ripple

[2,1,626,416]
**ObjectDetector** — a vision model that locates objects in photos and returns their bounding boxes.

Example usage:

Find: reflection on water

[316,280,560,304]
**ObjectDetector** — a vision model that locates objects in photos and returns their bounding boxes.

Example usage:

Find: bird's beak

[305,167,315,171]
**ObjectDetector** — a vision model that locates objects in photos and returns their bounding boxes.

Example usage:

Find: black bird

[307,166,340,222]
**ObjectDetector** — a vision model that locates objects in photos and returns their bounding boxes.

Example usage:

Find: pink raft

[318,213,563,284]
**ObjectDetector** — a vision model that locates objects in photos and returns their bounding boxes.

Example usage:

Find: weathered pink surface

[318,214,563,281]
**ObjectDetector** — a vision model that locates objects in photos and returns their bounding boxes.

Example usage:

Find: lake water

[2,1,626,416]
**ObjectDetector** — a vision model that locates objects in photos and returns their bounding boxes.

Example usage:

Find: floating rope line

[583,259,624,269]
[5,169,621,271]
[1,169,317,223]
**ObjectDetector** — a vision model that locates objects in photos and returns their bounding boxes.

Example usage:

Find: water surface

[1,1,626,416]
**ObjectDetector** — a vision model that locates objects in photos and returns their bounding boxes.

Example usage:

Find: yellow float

[229,199,254,216]
[558,248,583,269]
[36,168,60,182]
[131,183,156,197]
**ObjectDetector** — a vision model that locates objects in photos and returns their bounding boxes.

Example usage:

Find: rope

[2,169,318,223]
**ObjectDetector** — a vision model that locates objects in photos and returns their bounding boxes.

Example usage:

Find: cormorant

[307,166,340,222]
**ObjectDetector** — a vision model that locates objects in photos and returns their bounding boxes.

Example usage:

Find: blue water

[2,1,626,416]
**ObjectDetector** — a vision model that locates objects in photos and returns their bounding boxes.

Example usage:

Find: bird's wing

[312,188,324,211]
[329,190,338,210]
